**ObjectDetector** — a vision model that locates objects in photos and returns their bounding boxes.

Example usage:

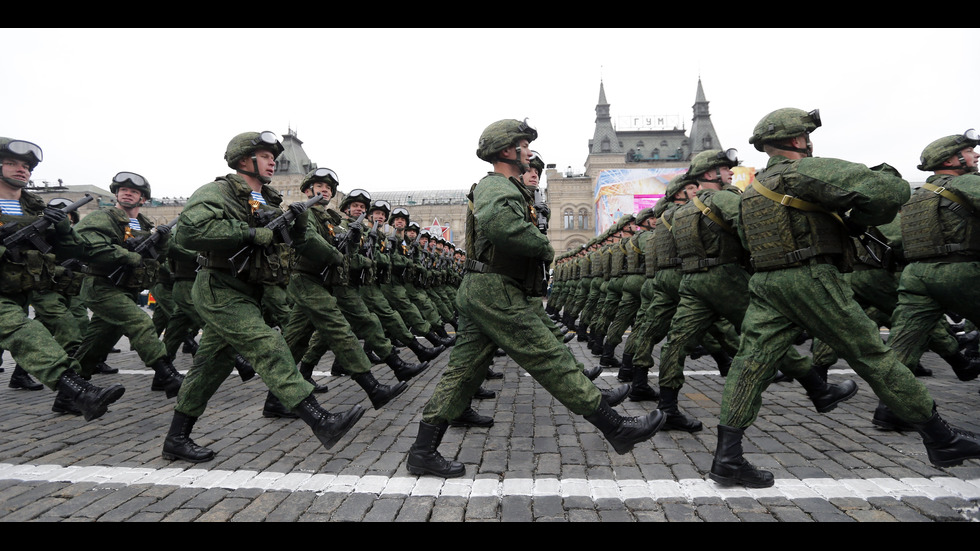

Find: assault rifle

[532,188,550,290]
[319,211,365,283]
[228,193,322,276]
[108,216,179,285]
[533,187,549,234]
[2,194,93,261]
[360,219,379,285]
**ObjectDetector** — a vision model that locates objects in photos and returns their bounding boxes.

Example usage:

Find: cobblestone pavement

[0,313,978,522]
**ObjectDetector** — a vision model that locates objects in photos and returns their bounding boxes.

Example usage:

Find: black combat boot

[688,344,708,360]
[385,352,429,382]
[449,406,494,428]
[473,386,496,399]
[771,370,793,383]
[563,331,575,344]
[709,424,774,488]
[600,383,631,407]
[942,350,980,381]
[494,348,506,357]
[352,371,408,410]
[405,338,445,362]
[912,406,980,468]
[485,366,504,380]
[293,394,366,451]
[298,361,328,393]
[658,386,703,432]
[796,368,858,413]
[434,325,456,347]
[182,332,199,355]
[407,420,466,478]
[150,358,184,398]
[617,352,634,383]
[262,391,299,419]
[871,400,915,432]
[331,358,350,376]
[582,365,602,381]
[94,361,119,374]
[8,364,42,390]
[584,398,666,455]
[710,351,732,377]
[53,370,125,422]
[811,362,831,382]
[235,354,256,382]
[599,341,622,368]
[365,347,383,364]
[162,411,216,463]
[563,312,577,333]
[912,363,933,377]
[590,331,604,356]
[576,322,588,342]
[628,364,660,402]
[424,330,454,348]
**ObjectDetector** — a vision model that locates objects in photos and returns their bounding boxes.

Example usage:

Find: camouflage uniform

[72,206,171,377]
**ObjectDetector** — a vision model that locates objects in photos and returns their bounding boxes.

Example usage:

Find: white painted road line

[1,463,977,501]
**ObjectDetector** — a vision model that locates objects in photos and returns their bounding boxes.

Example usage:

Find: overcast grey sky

[5,28,975,199]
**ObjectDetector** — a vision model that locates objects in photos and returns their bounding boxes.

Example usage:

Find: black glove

[42,207,67,225]
[288,202,308,217]
[155,224,172,237]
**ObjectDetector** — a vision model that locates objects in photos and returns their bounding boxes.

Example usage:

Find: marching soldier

[0,136,125,420]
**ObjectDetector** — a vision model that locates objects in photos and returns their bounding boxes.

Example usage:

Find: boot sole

[814,382,859,413]
[406,461,466,478]
[395,362,430,382]
[708,471,775,488]
[315,406,366,450]
[162,450,216,463]
[82,385,126,421]
[610,411,667,455]
[371,382,408,410]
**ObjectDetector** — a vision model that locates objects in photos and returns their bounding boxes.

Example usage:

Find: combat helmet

[300,167,340,197]
[368,199,391,222]
[917,129,980,172]
[635,206,655,225]
[664,173,692,200]
[689,148,739,180]
[110,171,151,201]
[476,118,537,164]
[340,188,371,213]
[528,150,546,174]
[390,207,410,225]
[748,108,821,153]
[0,137,43,188]
[224,131,284,184]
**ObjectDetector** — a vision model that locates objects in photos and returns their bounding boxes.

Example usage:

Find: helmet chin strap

[2,176,28,189]
[239,155,272,184]
[500,145,529,174]
[954,152,978,173]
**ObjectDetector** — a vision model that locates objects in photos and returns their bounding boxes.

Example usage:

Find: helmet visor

[391,207,409,219]
[252,131,280,148]
[3,140,43,164]
[370,200,391,212]
[113,171,148,189]
[806,109,822,129]
[312,167,339,185]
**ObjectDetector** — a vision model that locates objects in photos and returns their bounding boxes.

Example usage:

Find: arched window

[578,208,589,230]
[563,208,574,229]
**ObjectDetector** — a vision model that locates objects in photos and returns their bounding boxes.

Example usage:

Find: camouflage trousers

[567,277,592,319]
[587,279,610,331]
[30,289,83,353]
[721,263,934,429]
[579,277,604,328]
[605,274,644,348]
[811,266,958,368]
[594,276,624,334]
[380,280,432,335]
[75,276,167,376]
[404,280,443,329]
[888,260,980,370]
[0,291,74,389]
[359,282,415,344]
[162,278,204,360]
[283,273,371,375]
[150,280,174,337]
[422,273,601,424]
[175,269,313,417]
[657,264,806,390]
[333,283,395,359]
